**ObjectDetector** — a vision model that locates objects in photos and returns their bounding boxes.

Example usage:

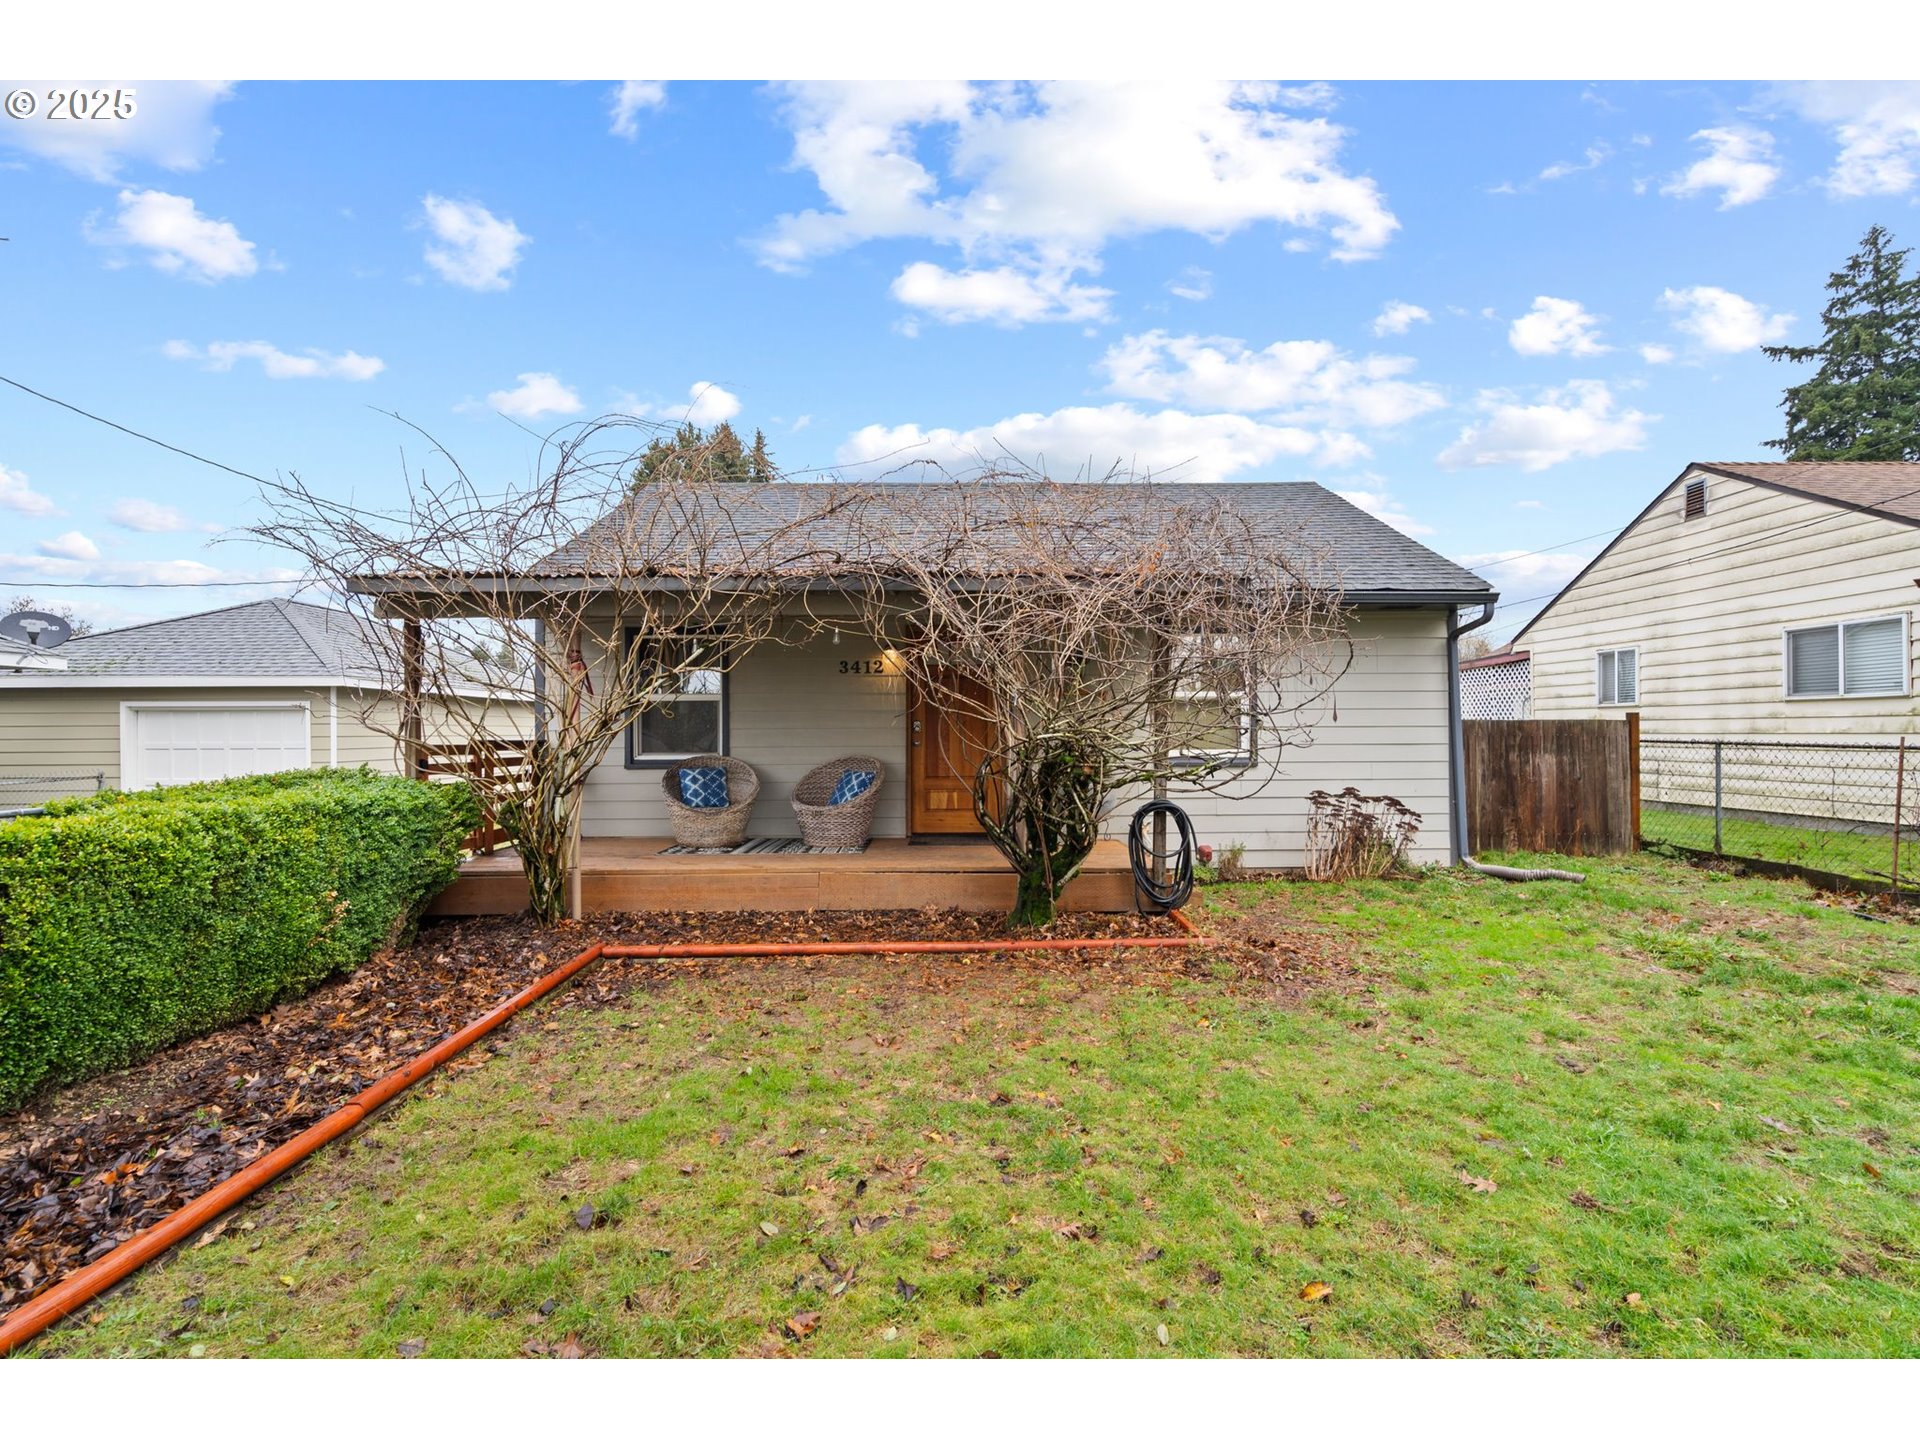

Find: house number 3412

[837,659,887,676]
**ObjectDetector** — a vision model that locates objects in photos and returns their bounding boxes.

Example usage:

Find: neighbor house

[1516,461,1920,737]
[0,598,523,805]
[366,481,1495,901]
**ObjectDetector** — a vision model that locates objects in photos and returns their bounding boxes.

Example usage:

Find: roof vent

[1683,477,1707,521]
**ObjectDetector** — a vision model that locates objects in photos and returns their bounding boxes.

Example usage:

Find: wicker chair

[660,754,761,849]
[791,755,886,849]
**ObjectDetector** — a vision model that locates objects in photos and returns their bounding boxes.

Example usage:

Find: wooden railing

[415,739,533,855]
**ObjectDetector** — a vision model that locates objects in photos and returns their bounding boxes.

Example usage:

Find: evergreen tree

[1765,224,1920,460]
[747,427,774,482]
[630,420,768,486]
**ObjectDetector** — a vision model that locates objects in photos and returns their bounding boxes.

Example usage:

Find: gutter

[1446,601,1497,864]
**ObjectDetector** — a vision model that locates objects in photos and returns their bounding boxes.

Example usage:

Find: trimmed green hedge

[0,768,479,1110]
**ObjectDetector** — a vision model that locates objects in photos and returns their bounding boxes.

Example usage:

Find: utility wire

[0,373,270,485]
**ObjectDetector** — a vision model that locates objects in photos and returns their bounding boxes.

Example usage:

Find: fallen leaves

[783,1311,820,1341]
[1458,1170,1498,1194]
[1299,1280,1334,1304]
[758,1220,780,1238]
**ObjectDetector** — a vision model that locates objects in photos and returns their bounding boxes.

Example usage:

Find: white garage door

[122,703,312,790]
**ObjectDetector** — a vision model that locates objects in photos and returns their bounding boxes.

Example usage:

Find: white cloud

[1539,142,1611,182]
[1639,343,1676,365]
[1438,380,1653,473]
[109,498,209,533]
[609,81,667,139]
[0,81,231,182]
[89,188,257,282]
[1508,296,1609,357]
[1776,82,1920,197]
[1371,300,1430,337]
[37,530,99,561]
[0,553,301,588]
[0,463,56,516]
[1335,485,1433,537]
[759,81,1396,321]
[1658,285,1793,354]
[163,339,384,381]
[1661,127,1780,209]
[485,372,583,420]
[1167,266,1213,302]
[1099,330,1444,429]
[420,195,529,292]
[891,260,1112,326]
[621,382,744,427]
[1457,548,1594,589]
[838,403,1356,483]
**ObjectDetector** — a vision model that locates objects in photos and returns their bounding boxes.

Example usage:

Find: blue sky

[2,78,1916,642]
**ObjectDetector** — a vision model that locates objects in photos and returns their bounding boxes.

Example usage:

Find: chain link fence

[1639,738,1917,894]
[0,771,107,819]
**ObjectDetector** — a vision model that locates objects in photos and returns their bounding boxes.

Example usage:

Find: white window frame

[1782,613,1911,700]
[623,628,729,766]
[119,700,313,791]
[1167,684,1255,767]
[1594,647,1639,707]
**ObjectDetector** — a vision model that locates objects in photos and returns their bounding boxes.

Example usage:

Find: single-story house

[1516,460,1919,738]
[1459,648,1531,720]
[366,481,1497,880]
[0,598,521,806]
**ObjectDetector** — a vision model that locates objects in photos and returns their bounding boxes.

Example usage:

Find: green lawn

[23,854,1920,1358]
[1642,803,1912,889]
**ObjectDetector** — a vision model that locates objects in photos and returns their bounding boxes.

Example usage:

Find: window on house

[1169,635,1253,764]
[625,629,727,762]
[1596,647,1638,706]
[1786,616,1907,698]
[1683,477,1707,520]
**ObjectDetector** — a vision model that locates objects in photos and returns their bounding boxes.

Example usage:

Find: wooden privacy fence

[1464,716,1639,856]
[415,738,533,855]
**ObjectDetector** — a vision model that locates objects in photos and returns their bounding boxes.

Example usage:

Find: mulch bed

[1,905,1232,1319]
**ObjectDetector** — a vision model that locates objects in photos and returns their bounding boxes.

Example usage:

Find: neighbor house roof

[525,481,1495,604]
[1691,460,1920,527]
[42,598,388,681]
[1512,459,1920,644]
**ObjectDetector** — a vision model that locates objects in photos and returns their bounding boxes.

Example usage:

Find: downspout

[328,686,339,767]
[1447,602,1496,865]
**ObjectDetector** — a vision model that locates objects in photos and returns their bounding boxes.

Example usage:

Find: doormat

[658,837,870,856]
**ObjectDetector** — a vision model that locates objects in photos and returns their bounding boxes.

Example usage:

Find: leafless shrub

[252,416,857,922]
[1216,840,1248,884]
[1304,788,1422,881]
[828,466,1352,923]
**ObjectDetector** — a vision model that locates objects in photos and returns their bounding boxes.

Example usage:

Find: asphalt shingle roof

[1698,460,1920,525]
[51,598,388,679]
[535,481,1493,601]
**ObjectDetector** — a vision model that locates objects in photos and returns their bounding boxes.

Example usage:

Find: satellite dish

[0,610,74,650]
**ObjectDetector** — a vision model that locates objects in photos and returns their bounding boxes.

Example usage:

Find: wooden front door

[909,668,995,836]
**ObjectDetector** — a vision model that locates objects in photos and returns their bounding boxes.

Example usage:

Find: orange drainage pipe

[1167,908,1201,936]
[601,935,1200,960]
[0,927,1204,1355]
[0,940,608,1358]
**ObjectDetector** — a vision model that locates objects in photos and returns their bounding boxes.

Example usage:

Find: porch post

[1149,630,1170,886]
[402,614,425,779]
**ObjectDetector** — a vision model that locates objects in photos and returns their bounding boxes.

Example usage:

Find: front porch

[427,836,1138,916]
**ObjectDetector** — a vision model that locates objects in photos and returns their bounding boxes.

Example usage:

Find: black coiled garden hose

[1128,800,1196,912]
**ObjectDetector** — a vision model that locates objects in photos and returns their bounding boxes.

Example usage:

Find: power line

[0,576,301,589]
[0,373,270,486]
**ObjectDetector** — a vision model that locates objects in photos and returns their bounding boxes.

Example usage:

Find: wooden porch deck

[427,837,1138,915]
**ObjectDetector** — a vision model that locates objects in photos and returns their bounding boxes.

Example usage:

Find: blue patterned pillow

[828,769,876,806]
[679,765,730,809]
